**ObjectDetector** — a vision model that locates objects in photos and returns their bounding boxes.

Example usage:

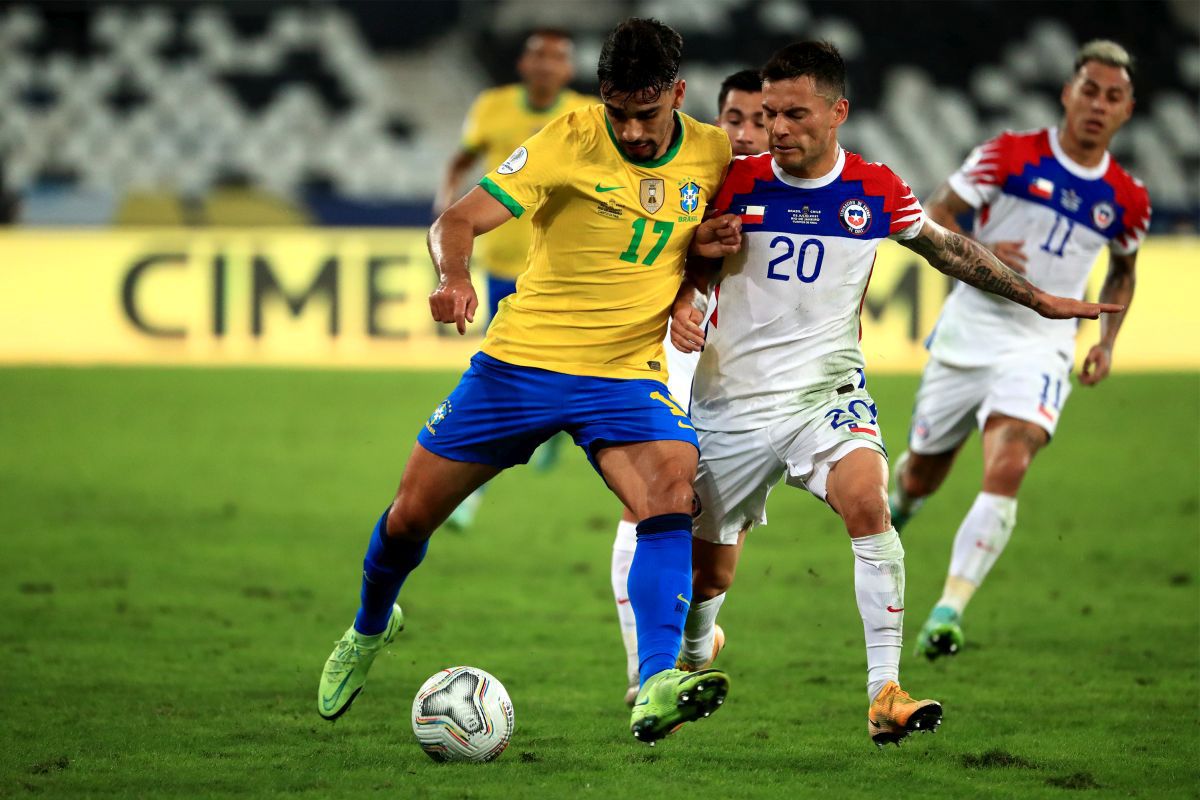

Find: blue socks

[627,513,693,685]
[353,508,429,636]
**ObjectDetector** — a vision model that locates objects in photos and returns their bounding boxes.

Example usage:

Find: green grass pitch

[1,367,1197,798]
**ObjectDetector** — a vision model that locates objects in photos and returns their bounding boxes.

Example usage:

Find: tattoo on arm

[904,221,1039,309]
[1098,251,1137,345]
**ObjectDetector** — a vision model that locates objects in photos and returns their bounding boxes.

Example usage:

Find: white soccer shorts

[907,352,1073,455]
[693,384,887,546]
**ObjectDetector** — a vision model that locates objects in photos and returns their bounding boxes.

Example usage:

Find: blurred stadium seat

[0,0,1195,229]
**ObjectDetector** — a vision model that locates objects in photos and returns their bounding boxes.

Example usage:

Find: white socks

[611,519,639,686]
[681,593,726,667]
[851,529,906,702]
[939,492,1018,615]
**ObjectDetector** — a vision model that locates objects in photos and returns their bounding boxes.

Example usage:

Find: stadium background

[1,1,1197,797]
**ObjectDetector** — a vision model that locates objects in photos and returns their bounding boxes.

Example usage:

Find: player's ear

[832,97,849,127]
[673,79,686,110]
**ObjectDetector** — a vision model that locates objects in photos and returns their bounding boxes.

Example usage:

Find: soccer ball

[411,666,515,763]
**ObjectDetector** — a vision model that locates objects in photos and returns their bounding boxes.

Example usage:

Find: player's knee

[840,490,891,536]
[646,478,696,517]
[385,500,436,542]
[983,451,1031,494]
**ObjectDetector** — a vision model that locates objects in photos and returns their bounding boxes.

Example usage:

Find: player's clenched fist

[429,277,478,335]
[690,213,743,258]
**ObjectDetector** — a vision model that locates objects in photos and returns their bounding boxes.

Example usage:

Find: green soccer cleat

[317,604,404,720]
[629,668,729,744]
[916,605,964,661]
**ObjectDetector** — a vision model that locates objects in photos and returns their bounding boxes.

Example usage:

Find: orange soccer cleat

[867,681,943,747]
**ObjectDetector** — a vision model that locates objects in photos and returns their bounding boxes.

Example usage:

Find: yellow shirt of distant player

[461,85,594,280]
[478,105,732,381]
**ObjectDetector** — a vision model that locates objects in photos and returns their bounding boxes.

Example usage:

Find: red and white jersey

[690,148,925,432]
[930,127,1151,367]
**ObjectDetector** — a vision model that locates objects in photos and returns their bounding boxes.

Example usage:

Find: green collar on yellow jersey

[521,85,564,114]
[604,111,685,169]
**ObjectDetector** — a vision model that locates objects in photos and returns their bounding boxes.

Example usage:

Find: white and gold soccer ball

[411,666,515,763]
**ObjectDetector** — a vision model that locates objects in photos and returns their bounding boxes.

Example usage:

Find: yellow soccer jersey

[477,105,732,381]
[462,85,595,279]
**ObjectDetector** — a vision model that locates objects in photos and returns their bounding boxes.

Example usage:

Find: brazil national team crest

[1091,201,1115,230]
[679,181,700,214]
[640,178,665,214]
[424,399,452,435]
[839,198,872,235]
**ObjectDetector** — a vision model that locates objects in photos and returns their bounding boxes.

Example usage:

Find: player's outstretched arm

[900,218,1125,321]
[1080,251,1138,386]
[427,187,514,334]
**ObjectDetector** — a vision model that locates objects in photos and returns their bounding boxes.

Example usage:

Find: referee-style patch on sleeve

[497,147,528,175]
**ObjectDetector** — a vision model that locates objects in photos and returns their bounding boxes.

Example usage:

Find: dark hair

[762,41,845,102]
[597,18,683,99]
[717,69,762,115]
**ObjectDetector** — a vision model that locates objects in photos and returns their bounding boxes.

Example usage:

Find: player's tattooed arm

[1080,250,1138,386]
[901,218,1125,321]
[427,186,514,334]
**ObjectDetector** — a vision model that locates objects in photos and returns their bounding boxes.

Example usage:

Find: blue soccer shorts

[416,352,698,472]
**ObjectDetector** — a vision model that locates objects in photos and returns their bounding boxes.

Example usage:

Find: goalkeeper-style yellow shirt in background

[461,85,594,280]
[478,105,732,381]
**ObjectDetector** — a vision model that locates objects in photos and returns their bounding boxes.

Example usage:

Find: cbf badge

[424,399,452,435]
[839,198,872,235]
[640,178,665,214]
[679,181,700,214]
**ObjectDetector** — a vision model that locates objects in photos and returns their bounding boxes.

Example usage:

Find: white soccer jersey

[929,127,1151,367]
[690,148,925,432]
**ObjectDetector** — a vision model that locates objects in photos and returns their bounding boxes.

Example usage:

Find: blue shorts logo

[680,181,700,214]
[424,399,452,435]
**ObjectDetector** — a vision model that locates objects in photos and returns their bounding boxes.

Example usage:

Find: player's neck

[1056,126,1108,169]
[780,141,841,180]
[524,85,561,112]
[647,114,682,162]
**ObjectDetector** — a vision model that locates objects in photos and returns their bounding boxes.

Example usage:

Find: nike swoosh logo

[321,672,353,711]
[869,718,884,729]
[595,183,624,192]
[677,593,691,607]
[886,606,904,613]
[617,598,630,605]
